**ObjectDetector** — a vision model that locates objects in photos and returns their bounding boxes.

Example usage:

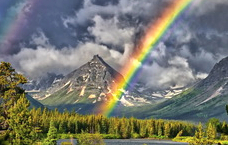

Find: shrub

[131,133,140,139]
[61,142,73,145]
[77,133,105,145]
[101,134,120,139]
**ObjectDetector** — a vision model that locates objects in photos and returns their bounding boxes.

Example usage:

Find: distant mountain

[35,55,160,113]
[131,56,228,122]
[23,73,64,92]
[26,94,44,109]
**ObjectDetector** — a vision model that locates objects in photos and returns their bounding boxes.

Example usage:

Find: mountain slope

[128,56,228,122]
[37,55,156,113]
[26,95,44,109]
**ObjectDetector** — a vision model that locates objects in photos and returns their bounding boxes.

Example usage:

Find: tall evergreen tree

[164,123,170,138]
[0,62,35,144]
[0,62,27,129]
[8,95,35,144]
[206,123,216,145]
[43,120,58,145]
[190,123,205,145]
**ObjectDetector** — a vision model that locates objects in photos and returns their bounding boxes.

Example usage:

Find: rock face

[48,55,124,95]
[199,56,228,87]
[36,55,155,113]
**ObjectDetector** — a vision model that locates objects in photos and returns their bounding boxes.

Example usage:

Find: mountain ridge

[127,56,228,122]
[35,55,159,113]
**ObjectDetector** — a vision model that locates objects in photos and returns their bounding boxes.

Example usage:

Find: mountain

[130,56,228,122]
[35,55,160,113]
[26,95,44,109]
[22,73,64,92]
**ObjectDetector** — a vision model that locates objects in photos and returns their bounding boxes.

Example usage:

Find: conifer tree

[157,122,163,137]
[43,120,58,145]
[8,95,35,144]
[0,62,27,129]
[164,123,170,138]
[0,62,35,144]
[190,122,205,145]
[206,123,216,144]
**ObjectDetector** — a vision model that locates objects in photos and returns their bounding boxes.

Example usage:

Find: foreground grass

[173,136,228,145]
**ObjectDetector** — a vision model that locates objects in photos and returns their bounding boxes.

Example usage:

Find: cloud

[190,0,228,16]
[63,0,169,27]
[2,32,123,79]
[88,15,135,49]
[1,0,228,91]
[141,56,196,90]
[188,0,228,33]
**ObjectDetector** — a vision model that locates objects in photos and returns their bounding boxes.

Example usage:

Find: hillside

[128,56,228,122]
[26,95,44,109]
[36,55,161,113]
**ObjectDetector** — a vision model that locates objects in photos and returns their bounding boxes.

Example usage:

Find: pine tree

[164,123,170,138]
[0,62,27,129]
[206,123,216,145]
[157,122,163,137]
[8,94,35,144]
[0,62,36,144]
[190,122,205,145]
[43,120,58,145]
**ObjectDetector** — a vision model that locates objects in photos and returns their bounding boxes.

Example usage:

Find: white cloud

[2,32,124,79]
[88,15,135,47]
[141,56,196,89]
[65,0,117,26]
[179,45,226,73]
[196,72,208,80]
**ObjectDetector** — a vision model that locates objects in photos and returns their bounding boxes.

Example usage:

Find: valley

[23,55,228,123]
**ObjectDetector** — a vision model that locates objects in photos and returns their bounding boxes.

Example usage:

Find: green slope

[26,95,44,109]
[39,84,101,113]
[124,81,228,122]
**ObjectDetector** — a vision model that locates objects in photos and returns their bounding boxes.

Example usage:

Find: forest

[1,62,228,145]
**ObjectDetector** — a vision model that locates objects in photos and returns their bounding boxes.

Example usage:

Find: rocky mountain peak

[40,55,125,99]
[91,54,103,62]
[88,54,120,78]
[210,56,228,77]
[199,56,228,87]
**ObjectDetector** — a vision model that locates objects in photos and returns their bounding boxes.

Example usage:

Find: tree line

[1,62,228,145]
[30,107,196,138]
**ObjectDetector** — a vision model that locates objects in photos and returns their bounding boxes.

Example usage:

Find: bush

[131,133,140,139]
[221,141,228,145]
[149,135,166,139]
[101,134,120,139]
[0,131,10,145]
[77,133,105,145]
[173,136,194,142]
[221,134,228,140]
[34,142,43,145]
[58,134,71,139]
[61,142,73,145]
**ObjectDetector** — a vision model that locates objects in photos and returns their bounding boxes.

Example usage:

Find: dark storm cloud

[0,0,84,55]
[1,0,228,90]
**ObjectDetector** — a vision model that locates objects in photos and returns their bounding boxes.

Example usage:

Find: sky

[1,0,228,90]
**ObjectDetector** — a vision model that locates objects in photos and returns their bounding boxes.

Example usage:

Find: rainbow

[0,0,37,55]
[100,0,195,117]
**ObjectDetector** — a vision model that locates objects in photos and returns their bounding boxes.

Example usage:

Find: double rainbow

[101,0,194,117]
